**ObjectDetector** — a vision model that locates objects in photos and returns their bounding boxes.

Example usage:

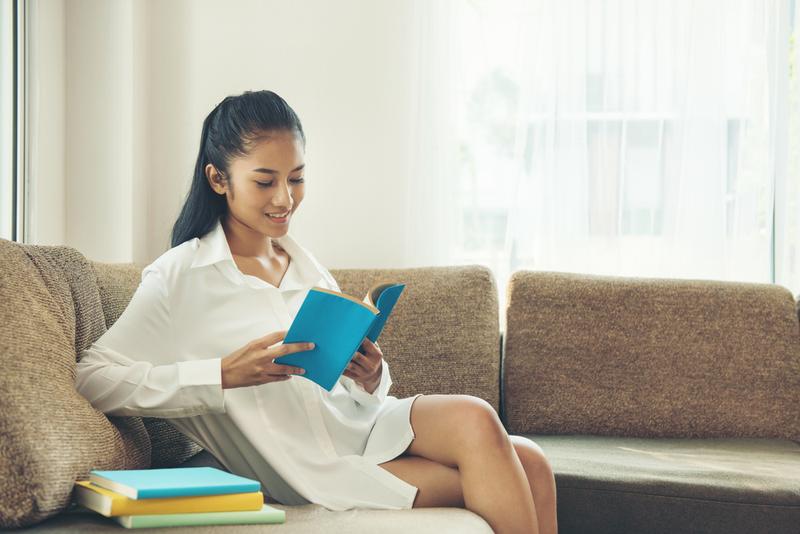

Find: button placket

[268,290,292,330]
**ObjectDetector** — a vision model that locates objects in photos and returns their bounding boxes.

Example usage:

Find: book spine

[137,483,261,499]
[114,493,264,516]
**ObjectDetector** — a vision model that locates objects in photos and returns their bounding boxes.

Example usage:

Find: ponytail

[170,91,305,248]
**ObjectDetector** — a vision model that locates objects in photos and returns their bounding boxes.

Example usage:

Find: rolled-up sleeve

[75,266,226,418]
[339,358,393,407]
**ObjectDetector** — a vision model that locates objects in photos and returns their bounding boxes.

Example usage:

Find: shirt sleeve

[75,266,227,418]
[339,358,393,407]
[314,262,394,407]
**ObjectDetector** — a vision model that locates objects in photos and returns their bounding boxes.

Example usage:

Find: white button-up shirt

[75,216,422,510]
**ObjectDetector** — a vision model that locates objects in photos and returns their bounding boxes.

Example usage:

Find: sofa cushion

[332,266,501,412]
[503,271,800,440]
[90,261,204,468]
[21,503,493,533]
[528,434,800,534]
[0,240,151,529]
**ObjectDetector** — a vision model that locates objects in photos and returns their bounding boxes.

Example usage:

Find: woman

[75,90,558,534]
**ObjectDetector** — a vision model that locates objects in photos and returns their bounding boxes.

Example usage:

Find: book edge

[312,286,380,314]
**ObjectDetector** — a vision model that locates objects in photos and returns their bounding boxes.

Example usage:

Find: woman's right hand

[221,330,314,389]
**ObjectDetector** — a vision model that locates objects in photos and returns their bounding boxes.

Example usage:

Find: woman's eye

[256,178,305,188]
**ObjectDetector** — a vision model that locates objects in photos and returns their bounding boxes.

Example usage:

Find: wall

[29,0,424,270]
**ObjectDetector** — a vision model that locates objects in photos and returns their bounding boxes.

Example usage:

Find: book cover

[88,467,262,500]
[72,480,264,516]
[112,504,285,528]
[274,281,405,391]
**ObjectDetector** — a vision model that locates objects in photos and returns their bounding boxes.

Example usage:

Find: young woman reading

[75,90,558,534]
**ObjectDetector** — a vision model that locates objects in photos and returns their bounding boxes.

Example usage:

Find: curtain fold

[408,0,798,329]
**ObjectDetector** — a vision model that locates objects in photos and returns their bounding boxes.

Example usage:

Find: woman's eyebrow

[251,164,305,175]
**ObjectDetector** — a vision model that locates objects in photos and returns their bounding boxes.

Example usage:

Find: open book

[274,281,406,391]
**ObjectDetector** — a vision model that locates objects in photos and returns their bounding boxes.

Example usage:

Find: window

[439,0,799,329]
[0,0,24,242]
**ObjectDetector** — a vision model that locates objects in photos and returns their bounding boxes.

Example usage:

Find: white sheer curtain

[407,0,799,331]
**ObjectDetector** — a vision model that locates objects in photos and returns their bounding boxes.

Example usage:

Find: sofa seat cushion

[20,503,493,533]
[529,434,800,534]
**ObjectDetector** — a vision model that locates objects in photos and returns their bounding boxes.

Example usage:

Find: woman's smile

[266,211,290,224]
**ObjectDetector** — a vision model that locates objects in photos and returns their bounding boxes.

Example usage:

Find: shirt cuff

[346,359,392,407]
[177,357,227,414]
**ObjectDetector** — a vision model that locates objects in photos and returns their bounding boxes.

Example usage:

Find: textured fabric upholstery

[0,240,151,529]
[10,246,799,533]
[331,265,501,413]
[503,271,800,440]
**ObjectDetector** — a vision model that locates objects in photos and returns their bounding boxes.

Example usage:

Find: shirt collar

[189,216,325,291]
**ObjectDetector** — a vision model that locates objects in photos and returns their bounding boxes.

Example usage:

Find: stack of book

[72,466,285,529]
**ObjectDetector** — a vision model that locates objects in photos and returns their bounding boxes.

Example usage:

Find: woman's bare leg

[379,394,540,534]
[509,436,558,534]
[379,437,558,533]
[378,455,464,508]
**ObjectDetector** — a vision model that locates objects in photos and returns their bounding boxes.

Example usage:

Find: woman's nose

[271,182,293,209]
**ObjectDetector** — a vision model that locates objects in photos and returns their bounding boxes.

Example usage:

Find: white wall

[29,0,422,269]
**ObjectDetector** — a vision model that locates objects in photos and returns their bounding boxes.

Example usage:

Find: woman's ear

[206,164,226,194]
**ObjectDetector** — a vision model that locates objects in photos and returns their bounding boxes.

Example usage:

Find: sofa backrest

[502,271,800,441]
[98,263,503,413]
[332,265,501,412]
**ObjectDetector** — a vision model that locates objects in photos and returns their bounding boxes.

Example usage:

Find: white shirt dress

[75,216,424,510]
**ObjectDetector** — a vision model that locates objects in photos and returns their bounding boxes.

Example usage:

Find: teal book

[89,467,261,500]
[112,504,285,528]
[275,281,406,391]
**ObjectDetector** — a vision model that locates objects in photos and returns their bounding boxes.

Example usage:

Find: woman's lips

[266,212,290,223]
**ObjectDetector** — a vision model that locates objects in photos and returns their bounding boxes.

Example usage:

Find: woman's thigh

[377,454,464,508]
[376,394,507,508]
[402,393,508,467]
[379,394,507,478]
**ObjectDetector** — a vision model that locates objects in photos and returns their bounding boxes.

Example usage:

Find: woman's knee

[452,395,510,453]
[405,394,509,465]
[510,435,554,479]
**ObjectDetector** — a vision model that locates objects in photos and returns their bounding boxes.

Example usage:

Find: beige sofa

[1,239,799,533]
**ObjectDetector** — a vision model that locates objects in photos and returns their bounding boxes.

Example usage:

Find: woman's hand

[342,338,383,394]
[221,330,313,389]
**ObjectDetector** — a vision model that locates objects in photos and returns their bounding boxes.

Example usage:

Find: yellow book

[72,480,264,517]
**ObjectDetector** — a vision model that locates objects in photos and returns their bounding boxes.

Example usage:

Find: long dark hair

[170,90,306,248]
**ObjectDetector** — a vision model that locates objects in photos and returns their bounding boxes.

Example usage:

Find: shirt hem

[347,393,425,509]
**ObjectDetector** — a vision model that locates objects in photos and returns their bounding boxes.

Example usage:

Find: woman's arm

[75,267,226,418]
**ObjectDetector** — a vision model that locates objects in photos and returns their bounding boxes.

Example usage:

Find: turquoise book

[89,467,261,500]
[274,280,406,391]
[112,504,285,528]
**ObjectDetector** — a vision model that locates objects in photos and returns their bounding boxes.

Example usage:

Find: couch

[1,238,799,533]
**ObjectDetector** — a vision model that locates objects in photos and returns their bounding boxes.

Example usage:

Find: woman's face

[207,129,306,239]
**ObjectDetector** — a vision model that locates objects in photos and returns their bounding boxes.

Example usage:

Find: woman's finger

[347,354,369,373]
[343,368,363,380]
[358,351,380,370]
[363,337,382,352]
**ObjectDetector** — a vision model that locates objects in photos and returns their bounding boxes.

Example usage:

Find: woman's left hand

[343,338,383,393]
